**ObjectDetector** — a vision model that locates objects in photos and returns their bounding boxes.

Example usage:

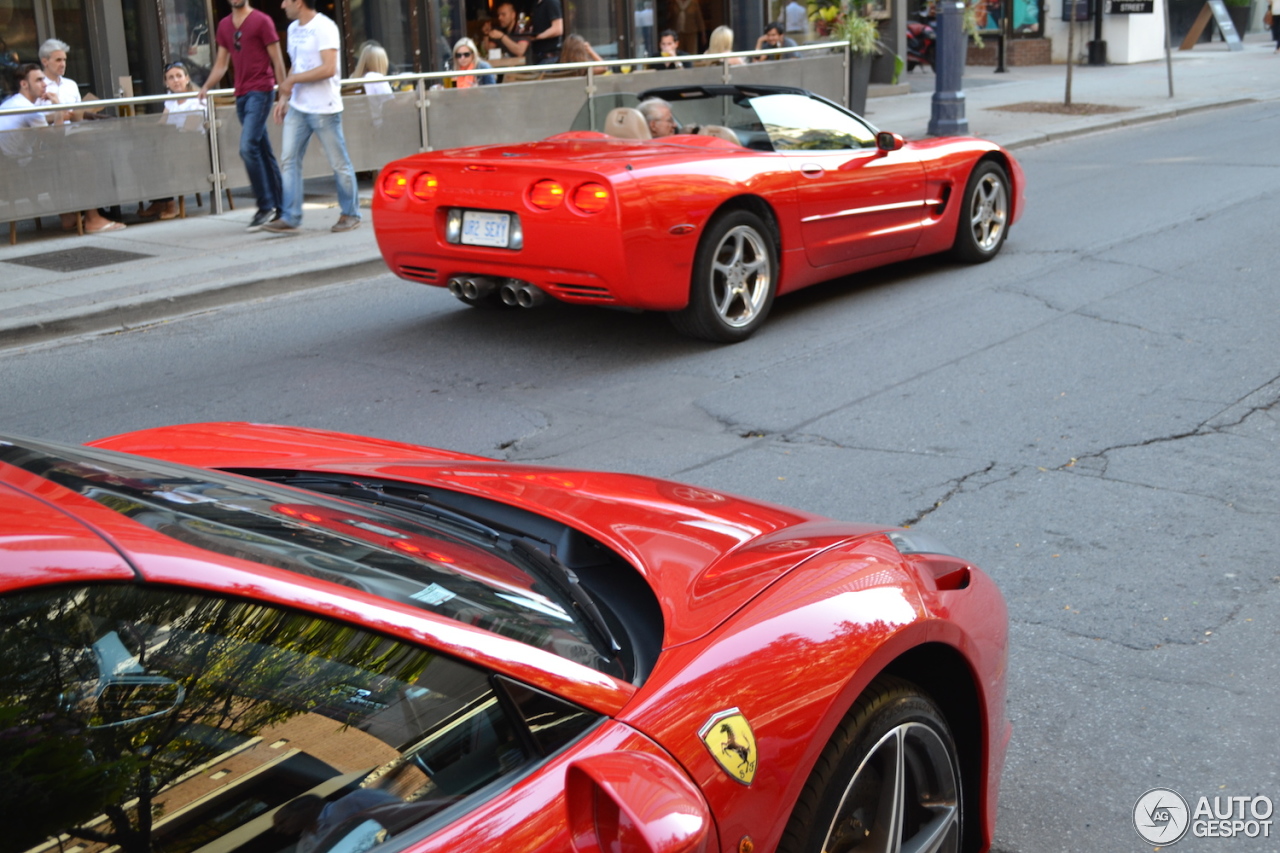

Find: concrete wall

[1044,0,1169,63]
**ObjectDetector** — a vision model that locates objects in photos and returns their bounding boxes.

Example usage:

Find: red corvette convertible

[373,84,1025,342]
[0,423,1010,853]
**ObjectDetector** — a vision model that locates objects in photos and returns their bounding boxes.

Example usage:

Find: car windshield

[569,88,876,152]
[0,437,623,678]
[0,583,599,853]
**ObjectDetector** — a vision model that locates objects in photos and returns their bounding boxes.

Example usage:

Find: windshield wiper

[277,476,503,543]
[509,538,623,664]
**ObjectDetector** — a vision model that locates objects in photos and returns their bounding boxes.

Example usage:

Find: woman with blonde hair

[354,41,392,94]
[552,33,605,75]
[705,26,745,65]
[449,37,497,87]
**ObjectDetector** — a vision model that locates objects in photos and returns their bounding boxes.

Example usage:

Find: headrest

[603,107,652,140]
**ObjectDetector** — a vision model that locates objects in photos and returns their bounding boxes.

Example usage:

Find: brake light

[530,179,565,209]
[573,182,610,214]
[412,171,439,200]
[382,170,408,199]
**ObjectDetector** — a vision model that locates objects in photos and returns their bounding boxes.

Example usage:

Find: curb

[0,257,387,351]
[1001,96,1260,149]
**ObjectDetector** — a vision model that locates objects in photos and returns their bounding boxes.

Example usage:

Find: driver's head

[638,98,677,137]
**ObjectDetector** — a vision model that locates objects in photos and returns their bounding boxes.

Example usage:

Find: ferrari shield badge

[699,708,758,785]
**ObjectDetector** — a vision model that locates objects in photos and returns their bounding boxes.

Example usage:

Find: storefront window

[2,0,40,96]
[161,0,214,81]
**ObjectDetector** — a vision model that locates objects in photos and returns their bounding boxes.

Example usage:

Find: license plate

[460,211,510,247]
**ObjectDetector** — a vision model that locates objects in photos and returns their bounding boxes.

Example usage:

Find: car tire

[669,210,777,343]
[777,677,962,853]
[952,160,1010,263]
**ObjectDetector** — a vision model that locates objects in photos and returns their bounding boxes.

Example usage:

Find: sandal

[85,220,126,233]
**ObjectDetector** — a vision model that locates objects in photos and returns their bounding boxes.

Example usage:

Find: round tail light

[382,170,408,199]
[573,183,610,214]
[530,179,565,209]
[412,171,439,200]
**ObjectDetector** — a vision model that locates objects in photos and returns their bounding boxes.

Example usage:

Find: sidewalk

[4,35,1278,349]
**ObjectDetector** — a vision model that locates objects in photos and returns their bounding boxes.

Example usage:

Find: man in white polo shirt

[37,39,79,123]
[263,0,360,234]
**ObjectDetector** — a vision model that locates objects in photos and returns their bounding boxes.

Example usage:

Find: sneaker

[261,219,300,235]
[331,214,361,233]
[248,209,279,231]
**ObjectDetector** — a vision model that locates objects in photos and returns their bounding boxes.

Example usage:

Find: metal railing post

[206,97,225,215]
[417,79,430,152]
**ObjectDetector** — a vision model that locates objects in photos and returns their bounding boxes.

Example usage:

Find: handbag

[1267,7,1274,26]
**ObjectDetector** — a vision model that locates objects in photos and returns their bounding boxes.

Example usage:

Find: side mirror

[566,752,712,853]
[876,131,906,152]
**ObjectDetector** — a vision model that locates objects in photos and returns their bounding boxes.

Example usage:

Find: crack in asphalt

[1060,377,1280,476]
[899,461,998,528]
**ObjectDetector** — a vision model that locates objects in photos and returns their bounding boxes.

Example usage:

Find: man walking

[263,0,360,234]
[200,0,287,230]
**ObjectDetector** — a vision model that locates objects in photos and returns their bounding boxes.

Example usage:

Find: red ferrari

[373,84,1025,342]
[1,422,1009,853]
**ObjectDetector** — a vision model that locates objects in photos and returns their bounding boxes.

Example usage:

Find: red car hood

[89,423,889,647]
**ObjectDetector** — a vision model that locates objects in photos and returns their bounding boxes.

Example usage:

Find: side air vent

[399,265,439,283]
[548,283,614,302]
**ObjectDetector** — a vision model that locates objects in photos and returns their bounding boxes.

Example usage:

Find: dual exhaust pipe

[447,276,546,308]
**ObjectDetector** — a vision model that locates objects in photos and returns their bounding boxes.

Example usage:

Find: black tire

[951,160,1011,263]
[778,677,962,853]
[668,210,777,343]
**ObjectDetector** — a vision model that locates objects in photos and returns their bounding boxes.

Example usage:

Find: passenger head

[638,97,677,137]
[452,37,479,69]
[707,26,735,55]
[355,41,389,76]
[659,29,679,55]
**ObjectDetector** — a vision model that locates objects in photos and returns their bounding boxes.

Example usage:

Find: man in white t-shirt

[37,39,81,123]
[0,64,51,161]
[784,0,807,40]
[263,0,361,234]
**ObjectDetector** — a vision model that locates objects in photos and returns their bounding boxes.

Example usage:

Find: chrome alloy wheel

[820,722,960,853]
[708,224,772,329]
[968,170,1008,254]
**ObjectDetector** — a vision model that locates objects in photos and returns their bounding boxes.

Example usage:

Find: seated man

[754,22,800,60]
[0,64,52,162]
[637,97,678,138]
[655,29,690,69]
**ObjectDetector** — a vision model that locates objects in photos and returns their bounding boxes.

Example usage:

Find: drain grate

[4,246,154,272]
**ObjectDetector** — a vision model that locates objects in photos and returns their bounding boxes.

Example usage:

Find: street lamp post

[928,0,968,136]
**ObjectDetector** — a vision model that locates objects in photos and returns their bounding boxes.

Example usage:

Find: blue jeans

[279,107,359,227]
[235,90,283,214]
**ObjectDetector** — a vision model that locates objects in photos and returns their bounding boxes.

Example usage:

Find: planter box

[967,37,1053,65]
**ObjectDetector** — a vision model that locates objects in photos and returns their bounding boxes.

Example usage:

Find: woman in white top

[354,42,394,95]
[706,26,746,65]
[143,61,203,220]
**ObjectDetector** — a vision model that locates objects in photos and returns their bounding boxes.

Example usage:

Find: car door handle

[800,164,825,178]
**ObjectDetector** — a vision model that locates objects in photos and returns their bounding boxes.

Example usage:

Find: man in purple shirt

[199,0,288,230]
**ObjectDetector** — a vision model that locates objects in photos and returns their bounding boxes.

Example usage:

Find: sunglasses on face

[455,51,472,58]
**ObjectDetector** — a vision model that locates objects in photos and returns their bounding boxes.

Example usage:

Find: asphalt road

[4,101,1279,852]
